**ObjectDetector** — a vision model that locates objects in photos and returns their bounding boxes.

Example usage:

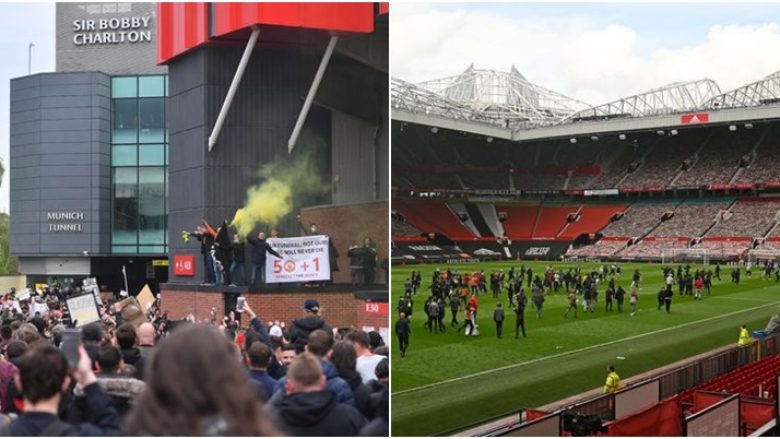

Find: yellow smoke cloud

[231,136,328,237]
[232,179,292,237]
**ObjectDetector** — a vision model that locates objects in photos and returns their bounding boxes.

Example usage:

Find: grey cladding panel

[10,71,112,257]
[56,3,166,75]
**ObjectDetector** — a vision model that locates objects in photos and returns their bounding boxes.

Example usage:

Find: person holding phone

[1,343,121,435]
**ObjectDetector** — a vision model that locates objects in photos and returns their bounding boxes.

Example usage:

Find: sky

[0,3,56,213]
[393,3,780,105]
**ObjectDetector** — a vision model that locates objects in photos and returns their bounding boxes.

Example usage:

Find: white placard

[265,235,331,283]
[66,294,100,327]
[17,289,31,302]
[83,277,102,305]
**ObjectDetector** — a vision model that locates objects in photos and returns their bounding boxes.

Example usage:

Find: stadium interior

[392,67,780,265]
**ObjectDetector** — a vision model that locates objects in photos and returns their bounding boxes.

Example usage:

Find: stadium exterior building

[11,3,389,333]
[11,2,169,293]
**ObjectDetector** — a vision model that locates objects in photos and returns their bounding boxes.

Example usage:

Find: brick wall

[356,297,388,329]
[301,201,388,285]
[160,288,387,330]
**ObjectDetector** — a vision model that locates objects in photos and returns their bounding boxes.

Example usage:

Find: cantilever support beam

[288,35,339,154]
[208,27,260,152]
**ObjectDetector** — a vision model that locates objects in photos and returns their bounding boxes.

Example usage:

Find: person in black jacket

[189,225,215,285]
[229,234,247,286]
[289,299,333,354]
[247,232,282,290]
[331,341,372,419]
[395,313,410,357]
[3,342,121,436]
[115,323,146,380]
[268,352,365,436]
[360,237,377,285]
[347,242,363,285]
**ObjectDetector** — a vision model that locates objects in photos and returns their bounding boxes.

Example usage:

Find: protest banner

[265,235,331,283]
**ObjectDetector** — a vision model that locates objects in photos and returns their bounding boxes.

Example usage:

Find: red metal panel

[157,2,210,65]
[211,3,375,37]
[378,3,389,15]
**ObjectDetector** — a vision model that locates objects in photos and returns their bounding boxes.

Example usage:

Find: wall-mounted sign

[72,16,152,46]
[46,211,85,232]
[173,255,195,276]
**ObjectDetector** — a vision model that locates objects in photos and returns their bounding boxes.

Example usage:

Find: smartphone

[237,296,246,313]
[61,328,81,369]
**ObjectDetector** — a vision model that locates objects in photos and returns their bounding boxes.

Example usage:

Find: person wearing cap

[289,299,333,354]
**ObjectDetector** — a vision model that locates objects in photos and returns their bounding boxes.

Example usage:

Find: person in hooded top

[267,352,365,436]
[289,299,333,354]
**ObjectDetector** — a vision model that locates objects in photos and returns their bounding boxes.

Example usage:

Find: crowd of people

[188,219,381,288]
[0,285,389,436]
[394,261,772,355]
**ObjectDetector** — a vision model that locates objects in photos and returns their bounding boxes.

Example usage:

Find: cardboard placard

[136,284,155,313]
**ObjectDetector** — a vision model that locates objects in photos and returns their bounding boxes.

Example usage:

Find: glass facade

[111,75,168,254]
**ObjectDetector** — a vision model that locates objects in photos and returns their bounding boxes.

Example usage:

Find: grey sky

[0,3,56,213]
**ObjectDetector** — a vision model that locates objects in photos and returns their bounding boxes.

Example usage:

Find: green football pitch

[390,260,780,436]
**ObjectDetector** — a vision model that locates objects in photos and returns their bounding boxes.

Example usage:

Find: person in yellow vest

[603,365,620,393]
[738,324,752,347]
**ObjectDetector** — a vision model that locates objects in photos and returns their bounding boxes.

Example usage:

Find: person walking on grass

[694,276,704,300]
[458,306,476,336]
[629,287,639,316]
[513,291,527,339]
[395,313,410,358]
[493,303,505,339]
[531,285,544,319]
[424,298,439,334]
[450,294,461,328]
[615,285,625,313]
[436,297,447,333]
[664,287,673,313]
[564,290,578,319]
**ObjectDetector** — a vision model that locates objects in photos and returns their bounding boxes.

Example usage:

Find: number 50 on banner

[272,257,321,274]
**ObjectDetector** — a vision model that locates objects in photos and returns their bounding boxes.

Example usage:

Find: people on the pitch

[493,303,505,339]
[396,313,410,358]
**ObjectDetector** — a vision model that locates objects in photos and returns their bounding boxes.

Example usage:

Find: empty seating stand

[393,199,477,240]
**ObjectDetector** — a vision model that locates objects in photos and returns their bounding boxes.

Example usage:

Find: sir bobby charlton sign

[72,16,152,46]
[265,236,331,283]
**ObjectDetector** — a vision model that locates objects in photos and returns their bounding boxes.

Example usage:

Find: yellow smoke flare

[231,179,292,237]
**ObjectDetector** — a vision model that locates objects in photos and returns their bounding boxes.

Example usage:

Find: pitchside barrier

[482,334,778,436]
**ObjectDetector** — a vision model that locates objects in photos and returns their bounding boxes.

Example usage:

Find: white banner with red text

[265,235,331,283]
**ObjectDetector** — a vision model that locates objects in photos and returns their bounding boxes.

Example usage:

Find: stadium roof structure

[563,79,722,122]
[706,70,780,109]
[392,67,780,142]
[393,64,591,130]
